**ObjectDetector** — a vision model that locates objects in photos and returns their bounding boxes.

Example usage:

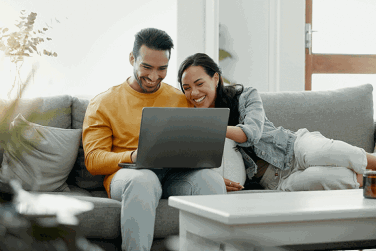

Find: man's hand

[131,149,138,163]
[223,178,244,192]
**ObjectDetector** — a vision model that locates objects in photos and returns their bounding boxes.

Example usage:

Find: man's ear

[129,52,135,66]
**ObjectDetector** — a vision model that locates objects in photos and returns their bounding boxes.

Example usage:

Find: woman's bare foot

[357,173,363,187]
[366,153,376,170]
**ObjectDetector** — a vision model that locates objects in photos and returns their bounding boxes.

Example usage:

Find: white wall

[0,0,178,99]
[219,0,305,92]
[0,0,305,99]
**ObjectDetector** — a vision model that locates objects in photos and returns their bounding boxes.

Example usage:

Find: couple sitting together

[82,27,376,251]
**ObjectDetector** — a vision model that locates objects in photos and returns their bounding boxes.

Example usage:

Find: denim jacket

[235,87,297,180]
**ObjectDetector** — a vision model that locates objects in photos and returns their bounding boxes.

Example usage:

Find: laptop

[118,107,229,169]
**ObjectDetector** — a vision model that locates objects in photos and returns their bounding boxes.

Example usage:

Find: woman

[178,53,376,192]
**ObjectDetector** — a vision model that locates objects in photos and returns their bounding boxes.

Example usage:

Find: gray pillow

[0,114,82,192]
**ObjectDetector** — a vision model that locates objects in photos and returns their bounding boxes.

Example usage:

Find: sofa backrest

[0,95,73,167]
[0,84,374,192]
[260,84,374,153]
[67,97,105,191]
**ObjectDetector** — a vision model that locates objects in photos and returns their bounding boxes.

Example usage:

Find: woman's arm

[226,126,247,143]
[235,87,266,147]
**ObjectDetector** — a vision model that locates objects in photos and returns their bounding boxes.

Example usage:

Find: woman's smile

[194,96,206,103]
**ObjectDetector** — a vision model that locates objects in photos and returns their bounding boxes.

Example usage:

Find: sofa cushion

[67,97,106,191]
[67,148,105,190]
[72,97,89,132]
[260,84,374,153]
[68,196,121,239]
[1,114,82,192]
[0,95,73,169]
[154,199,179,238]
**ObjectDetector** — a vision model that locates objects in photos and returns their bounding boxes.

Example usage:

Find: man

[82,28,226,251]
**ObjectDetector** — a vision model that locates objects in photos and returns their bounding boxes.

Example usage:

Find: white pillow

[213,138,246,186]
[0,114,82,192]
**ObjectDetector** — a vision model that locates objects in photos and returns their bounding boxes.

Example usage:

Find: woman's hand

[223,178,244,192]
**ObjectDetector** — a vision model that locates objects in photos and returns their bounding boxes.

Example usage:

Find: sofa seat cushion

[64,195,121,239]
[90,190,108,198]
[154,198,179,238]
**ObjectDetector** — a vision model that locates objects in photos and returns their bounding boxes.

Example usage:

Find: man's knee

[163,169,225,197]
[111,169,162,199]
[192,169,226,195]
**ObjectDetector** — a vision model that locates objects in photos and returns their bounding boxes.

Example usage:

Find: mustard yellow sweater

[82,80,193,197]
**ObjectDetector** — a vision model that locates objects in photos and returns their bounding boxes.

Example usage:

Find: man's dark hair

[178,53,244,126]
[133,28,174,60]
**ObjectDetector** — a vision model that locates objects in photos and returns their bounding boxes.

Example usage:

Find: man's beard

[134,72,161,93]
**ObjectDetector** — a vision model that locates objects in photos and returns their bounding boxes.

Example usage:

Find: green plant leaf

[219,49,232,61]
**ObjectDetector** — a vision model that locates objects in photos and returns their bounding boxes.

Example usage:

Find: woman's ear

[213,72,219,85]
[129,52,135,66]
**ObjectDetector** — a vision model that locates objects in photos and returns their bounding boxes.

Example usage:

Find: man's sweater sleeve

[82,102,132,176]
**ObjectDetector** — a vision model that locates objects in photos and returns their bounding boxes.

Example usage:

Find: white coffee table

[168,189,376,251]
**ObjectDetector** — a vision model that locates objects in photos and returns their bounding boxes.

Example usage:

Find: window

[305,0,376,117]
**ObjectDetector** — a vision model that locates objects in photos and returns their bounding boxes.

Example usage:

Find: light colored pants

[110,168,226,251]
[260,128,367,191]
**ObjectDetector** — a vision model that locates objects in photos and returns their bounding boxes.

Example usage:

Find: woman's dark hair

[133,28,174,60]
[178,53,244,126]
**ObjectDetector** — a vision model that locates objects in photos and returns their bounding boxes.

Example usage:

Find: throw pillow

[213,138,246,186]
[0,114,82,192]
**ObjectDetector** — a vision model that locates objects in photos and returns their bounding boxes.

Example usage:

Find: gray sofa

[0,84,374,250]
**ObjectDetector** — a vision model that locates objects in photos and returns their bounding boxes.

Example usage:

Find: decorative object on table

[363,170,376,199]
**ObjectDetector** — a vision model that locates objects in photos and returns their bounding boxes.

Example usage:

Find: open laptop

[118,107,229,169]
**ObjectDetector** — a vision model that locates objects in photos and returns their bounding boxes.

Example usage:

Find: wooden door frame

[305,0,376,90]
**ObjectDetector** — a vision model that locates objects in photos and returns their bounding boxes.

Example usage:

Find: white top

[168,189,376,225]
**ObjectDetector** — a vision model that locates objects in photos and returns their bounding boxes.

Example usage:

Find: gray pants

[260,128,367,191]
[110,168,226,251]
